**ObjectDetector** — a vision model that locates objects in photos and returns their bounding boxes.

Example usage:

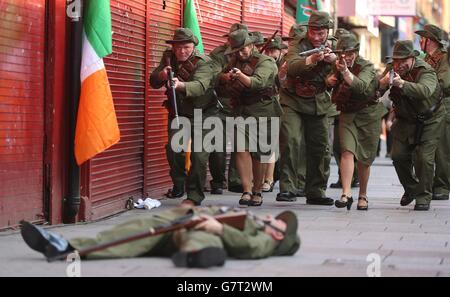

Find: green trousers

[391,115,443,204]
[166,119,188,191]
[208,118,227,189]
[433,99,450,196]
[166,108,219,204]
[279,106,330,198]
[69,209,223,259]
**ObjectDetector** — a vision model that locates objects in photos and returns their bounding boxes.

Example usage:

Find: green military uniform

[209,23,249,193]
[380,41,445,210]
[218,30,281,162]
[331,36,387,165]
[69,206,301,260]
[329,29,359,189]
[278,12,335,204]
[416,25,450,200]
[21,207,301,267]
[150,28,219,205]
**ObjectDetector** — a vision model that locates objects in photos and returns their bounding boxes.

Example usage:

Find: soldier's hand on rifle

[379,72,391,89]
[392,74,405,89]
[159,66,171,82]
[323,48,337,63]
[193,215,224,236]
[336,56,348,73]
[171,77,186,92]
[326,73,338,87]
[229,68,242,80]
[306,51,325,65]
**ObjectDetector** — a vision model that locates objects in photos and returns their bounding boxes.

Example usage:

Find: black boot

[329,180,342,189]
[172,247,226,268]
[165,185,185,198]
[20,221,73,260]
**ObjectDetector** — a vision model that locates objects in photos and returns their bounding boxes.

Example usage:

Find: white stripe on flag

[80,30,105,82]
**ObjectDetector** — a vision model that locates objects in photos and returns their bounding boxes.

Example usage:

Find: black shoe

[210,187,223,195]
[432,193,449,201]
[172,247,226,268]
[351,180,360,188]
[357,196,369,211]
[400,193,414,206]
[249,192,263,207]
[228,184,244,193]
[276,192,297,202]
[307,197,334,206]
[335,195,354,210]
[330,181,342,189]
[239,192,252,206]
[414,204,430,211]
[295,189,306,198]
[210,181,224,195]
[20,221,71,258]
[165,186,185,199]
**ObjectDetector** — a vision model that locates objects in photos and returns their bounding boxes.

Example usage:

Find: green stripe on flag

[84,0,112,58]
[184,0,204,54]
[296,0,318,23]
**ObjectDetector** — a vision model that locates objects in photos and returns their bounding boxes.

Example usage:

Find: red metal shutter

[147,0,182,196]
[84,0,147,219]
[197,0,243,53]
[283,4,296,36]
[242,0,282,36]
[0,0,46,228]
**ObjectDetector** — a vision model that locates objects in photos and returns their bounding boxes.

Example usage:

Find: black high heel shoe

[335,194,354,210]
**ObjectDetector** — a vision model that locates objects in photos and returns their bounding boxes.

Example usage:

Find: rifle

[165,56,180,127]
[47,210,248,262]
[384,57,395,88]
[260,30,279,54]
[299,44,339,57]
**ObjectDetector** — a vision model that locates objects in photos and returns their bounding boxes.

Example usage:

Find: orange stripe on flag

[75,68,120,165]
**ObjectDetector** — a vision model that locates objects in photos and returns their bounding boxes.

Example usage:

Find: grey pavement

[1,145,450,277]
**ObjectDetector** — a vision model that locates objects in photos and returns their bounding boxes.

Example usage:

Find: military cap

[389,40,420,60]
[336,34,360,52]
[249,31,266,46]
[289,23,308,39]
[334,28,350,39]
[275,211,301,256]
[166,28,199,46]
[222,23,248,37]
[307,11,334,29]
[265,36,288,50]
[224,29,255,55]
[415,24,448,46]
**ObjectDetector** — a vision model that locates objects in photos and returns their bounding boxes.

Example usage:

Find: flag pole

[65,0,83,222]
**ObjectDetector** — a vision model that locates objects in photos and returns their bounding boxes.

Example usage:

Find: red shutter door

[242,0,282,36]
[283,5,296,36]
[197,0,243,53]
[85,0,147,219]
[147,0,181,196]
[0,0,46,228]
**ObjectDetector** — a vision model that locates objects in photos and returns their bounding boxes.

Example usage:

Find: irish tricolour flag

[75,0,120,165]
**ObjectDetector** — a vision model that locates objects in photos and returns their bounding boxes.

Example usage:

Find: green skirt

[339,103,387,165]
